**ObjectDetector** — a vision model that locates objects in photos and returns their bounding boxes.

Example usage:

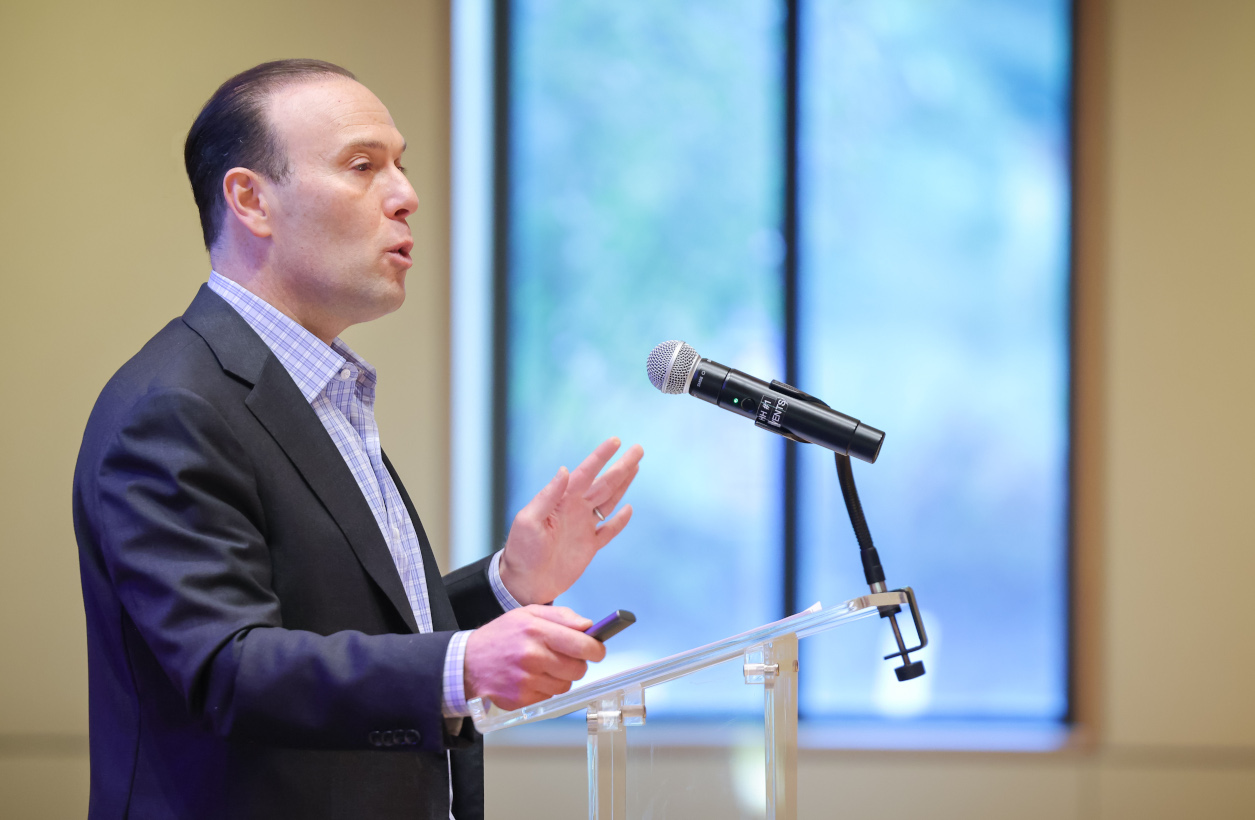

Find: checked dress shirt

[208,271,520,718]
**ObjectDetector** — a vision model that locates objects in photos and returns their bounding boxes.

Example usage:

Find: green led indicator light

[733,398,739,404]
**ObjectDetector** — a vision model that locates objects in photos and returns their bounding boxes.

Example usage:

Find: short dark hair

[184,59,357,250]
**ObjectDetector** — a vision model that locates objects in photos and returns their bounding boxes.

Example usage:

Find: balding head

[184,59,356,250]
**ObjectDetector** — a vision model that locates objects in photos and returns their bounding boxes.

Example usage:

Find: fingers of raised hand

[567,437,623,496]
[519,467,569,526]
[587,463,639,520]
[583,444,643,507]
[594,504,633,549]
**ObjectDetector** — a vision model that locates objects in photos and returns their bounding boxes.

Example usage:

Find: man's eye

[353,162,371,172]
[396,163,408,175]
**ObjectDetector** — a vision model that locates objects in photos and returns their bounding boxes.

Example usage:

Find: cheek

[294,191,347,229]
[280,180,363,233]
[271,179,380,262]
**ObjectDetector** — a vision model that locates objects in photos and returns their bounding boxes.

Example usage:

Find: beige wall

[0,0,451,814]
[1,0,1253,817]
[1101,0,1254,752]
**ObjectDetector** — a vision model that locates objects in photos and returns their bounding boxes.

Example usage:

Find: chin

[372,281,407,318]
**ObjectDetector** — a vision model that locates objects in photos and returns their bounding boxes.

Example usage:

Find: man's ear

[221,167,273,239]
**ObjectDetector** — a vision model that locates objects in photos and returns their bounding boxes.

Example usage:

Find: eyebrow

[340,139,407,155]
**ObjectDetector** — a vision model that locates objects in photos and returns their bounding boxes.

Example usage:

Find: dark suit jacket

[72,286,504,819]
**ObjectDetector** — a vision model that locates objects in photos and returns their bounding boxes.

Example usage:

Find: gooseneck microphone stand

[763,376,928,681]
[834,452,928,681]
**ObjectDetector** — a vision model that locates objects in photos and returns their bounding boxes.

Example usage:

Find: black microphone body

[686,356,885,464]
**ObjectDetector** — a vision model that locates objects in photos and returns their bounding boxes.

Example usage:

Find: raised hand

[498,437,644,606]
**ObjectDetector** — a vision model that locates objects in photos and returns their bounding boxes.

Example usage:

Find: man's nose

[390,171,419,219]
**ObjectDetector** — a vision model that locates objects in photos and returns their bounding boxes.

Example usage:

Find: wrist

[498,548,541,605]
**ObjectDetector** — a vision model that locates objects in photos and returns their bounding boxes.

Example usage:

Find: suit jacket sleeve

[443,556,507,629]
[88,386,457,753]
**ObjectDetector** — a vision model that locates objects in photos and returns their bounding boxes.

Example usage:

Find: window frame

[451,0,1092,751]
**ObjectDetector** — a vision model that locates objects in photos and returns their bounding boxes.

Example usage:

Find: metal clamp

[879,586,928,681]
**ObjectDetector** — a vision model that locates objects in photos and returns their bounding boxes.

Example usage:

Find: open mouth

[386,240,414,262]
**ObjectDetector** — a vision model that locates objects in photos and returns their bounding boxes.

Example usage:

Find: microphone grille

[646,340,699,395]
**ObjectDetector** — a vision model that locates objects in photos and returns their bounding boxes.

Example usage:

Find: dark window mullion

[782,0,801,621]
[490,0,513,554]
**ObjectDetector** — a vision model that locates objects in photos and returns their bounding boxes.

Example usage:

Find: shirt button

[339,368,351,380]
[391,525,401,540]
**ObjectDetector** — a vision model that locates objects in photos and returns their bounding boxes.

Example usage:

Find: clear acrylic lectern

[469,590,916,820]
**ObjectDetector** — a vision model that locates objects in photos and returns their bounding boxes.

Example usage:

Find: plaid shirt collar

[207,271,377,403]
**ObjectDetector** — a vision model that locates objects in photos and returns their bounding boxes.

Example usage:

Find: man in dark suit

[72,59,643,819]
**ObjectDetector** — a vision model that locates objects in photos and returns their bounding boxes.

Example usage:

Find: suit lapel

[182,286,420,634]
[246,358,420,633]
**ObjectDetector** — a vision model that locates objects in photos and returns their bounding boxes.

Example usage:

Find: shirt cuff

[488,549,524,611]
[444,554,521,718]
[441,630,474,717]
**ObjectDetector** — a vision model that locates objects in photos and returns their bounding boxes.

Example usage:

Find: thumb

[527,604,594,632]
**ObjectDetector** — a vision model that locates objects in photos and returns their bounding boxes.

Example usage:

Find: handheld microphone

[646,340,885,463]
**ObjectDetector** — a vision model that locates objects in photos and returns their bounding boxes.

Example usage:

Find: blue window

[455,0,1073,729]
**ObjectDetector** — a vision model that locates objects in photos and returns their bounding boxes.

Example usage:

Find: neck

[211,258,344,345]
